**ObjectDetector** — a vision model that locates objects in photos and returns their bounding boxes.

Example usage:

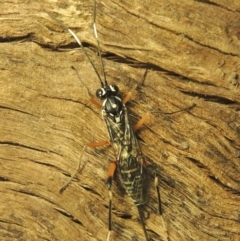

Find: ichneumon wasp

[46,1,183,240]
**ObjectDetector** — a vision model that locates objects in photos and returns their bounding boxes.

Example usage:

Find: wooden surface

[1,0,240,241]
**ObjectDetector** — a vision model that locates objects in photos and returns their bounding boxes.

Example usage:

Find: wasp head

[96,85,119,100]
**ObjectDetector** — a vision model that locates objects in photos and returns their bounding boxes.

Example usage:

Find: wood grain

[0,0,240,241]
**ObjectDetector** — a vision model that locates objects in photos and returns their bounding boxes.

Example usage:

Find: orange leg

[123,91,133,104]
[87,140,110,148]
[59,145,86,194]
[107,161,117,179]
[123,69,148,104]
[144,159,152,167]
[59,140,110,194]
[89,96,102,108]
[133,112,150,131]
[106,161,117,188]
[71,66,102,109]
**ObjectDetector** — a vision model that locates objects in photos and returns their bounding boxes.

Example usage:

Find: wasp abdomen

[120,166,148,206]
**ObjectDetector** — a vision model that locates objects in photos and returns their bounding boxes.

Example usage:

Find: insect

[47,1,173,240]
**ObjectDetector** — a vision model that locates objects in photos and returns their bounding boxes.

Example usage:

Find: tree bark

[0,0,240,241]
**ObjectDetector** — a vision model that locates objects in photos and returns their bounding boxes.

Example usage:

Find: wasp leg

[145,161,170,241]
[123,69,148,104]
[87,140,110,148]
[156,182,170,241]
[137,205,149,241]
[133,113,150,131]
[71,68,103,108]
[89,97,102,108]
[106,161,117,241]
[151,103,196,115]
[59,145,86,194]
[122,90,134,104]
[59,141,110,194]
[71,66,103,109]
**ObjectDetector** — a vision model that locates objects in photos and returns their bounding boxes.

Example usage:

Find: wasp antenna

[67,27,105,87]
[71,65,91,98]
[93,0,108,87]
[46,12,105,88]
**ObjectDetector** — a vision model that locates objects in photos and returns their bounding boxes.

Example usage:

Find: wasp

[47,1,171,240]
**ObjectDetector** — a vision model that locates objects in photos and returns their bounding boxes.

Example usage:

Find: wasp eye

[96,85,119,100]
[96,88,107,100]
[109,85,119,95]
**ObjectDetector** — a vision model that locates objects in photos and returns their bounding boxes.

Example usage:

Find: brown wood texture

[1,0,240,241]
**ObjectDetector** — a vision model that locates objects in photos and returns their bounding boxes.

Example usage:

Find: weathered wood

[0,0,240,241]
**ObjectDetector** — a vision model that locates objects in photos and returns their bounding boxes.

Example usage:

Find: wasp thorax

[103,96,124,123]
[96,85,119,100]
